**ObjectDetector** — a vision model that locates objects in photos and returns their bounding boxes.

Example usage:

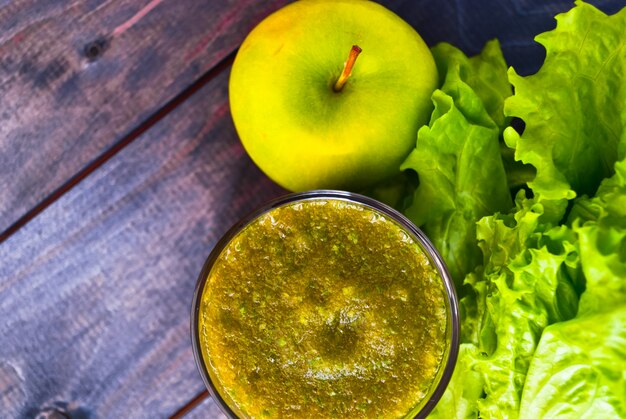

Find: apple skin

[230,0,438,192]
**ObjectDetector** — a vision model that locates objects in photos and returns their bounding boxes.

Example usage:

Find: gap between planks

[0,50,237,245]
[170,389,210,419]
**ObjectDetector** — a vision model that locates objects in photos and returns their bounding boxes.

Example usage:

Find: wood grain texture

[0,67,285,418]
[0,0,289,235]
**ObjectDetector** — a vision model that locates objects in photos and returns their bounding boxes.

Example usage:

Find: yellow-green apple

[229,0,437,191]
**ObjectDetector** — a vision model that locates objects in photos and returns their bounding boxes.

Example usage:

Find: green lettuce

[503,0,626,219]
[430,194,580,418]
[388,3,626,417]
[519,308,626,418]
[519,158,626,418]
[572,158,626,315]
[428,344,482,419]
[401,40,513,285]
[423,6,626,415]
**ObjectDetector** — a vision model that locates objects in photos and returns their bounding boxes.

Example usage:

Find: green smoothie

[197,198,449,418]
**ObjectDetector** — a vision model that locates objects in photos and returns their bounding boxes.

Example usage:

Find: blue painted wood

[390,0,623,75]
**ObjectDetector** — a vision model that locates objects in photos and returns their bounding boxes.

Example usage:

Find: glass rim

[190,189,460,418]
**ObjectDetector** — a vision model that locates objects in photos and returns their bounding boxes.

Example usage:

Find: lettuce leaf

[396,3,626,417]
[472,197,579,417]
[503,1,626,219]
[430,193,580,418]
[401,40,513,285]
[428,344,483,419]
[572,158,626,316]
[519,308,626,418]
[519,157,626,418]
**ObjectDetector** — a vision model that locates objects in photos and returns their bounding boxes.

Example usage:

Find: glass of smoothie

[191,190,459,418]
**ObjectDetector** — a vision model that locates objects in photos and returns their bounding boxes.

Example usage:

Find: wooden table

[0,0,621,417]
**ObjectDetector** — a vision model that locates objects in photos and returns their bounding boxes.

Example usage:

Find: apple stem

[333,45,362,92]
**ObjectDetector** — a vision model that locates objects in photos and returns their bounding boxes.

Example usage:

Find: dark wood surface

[1,0,622,417]
[0,0,289,236]
[0,67,285,417]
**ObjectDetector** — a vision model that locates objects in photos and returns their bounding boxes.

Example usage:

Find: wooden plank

[0,67,285,417]
[0,0,289,235]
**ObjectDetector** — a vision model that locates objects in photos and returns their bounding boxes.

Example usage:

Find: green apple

[230,0,438,192]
